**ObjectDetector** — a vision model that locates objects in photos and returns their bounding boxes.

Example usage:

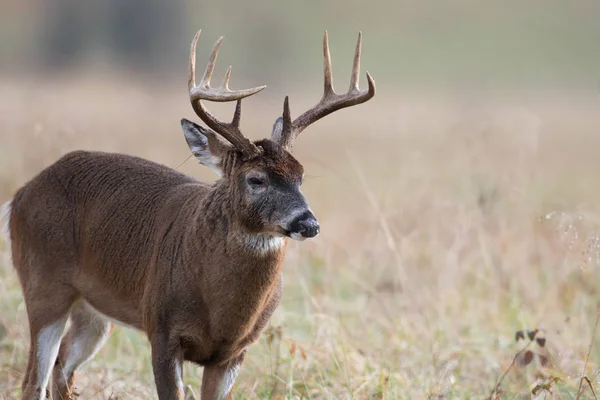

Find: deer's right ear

[181,118,228,176]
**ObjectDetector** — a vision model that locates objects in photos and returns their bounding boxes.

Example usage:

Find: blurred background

[2,1,600,398]
[2,0,600,88]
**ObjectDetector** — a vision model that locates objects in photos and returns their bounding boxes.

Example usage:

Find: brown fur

[9,143,302,399]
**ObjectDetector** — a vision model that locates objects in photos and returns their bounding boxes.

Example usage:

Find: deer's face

[238,139,319,240]
[182,120,319,241]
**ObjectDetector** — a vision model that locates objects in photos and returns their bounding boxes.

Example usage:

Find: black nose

[289,211,320,238]
[298,217,320,238]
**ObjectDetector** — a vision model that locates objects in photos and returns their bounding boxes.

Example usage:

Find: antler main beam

[278,31,376,150]
[188,30,265,157]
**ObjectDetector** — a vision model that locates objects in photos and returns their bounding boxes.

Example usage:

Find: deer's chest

[181,274,283,365]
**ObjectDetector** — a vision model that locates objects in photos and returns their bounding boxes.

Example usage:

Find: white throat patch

[243,234,285,255]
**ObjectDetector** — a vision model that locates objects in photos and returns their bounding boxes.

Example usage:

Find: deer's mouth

[273,226,309,241]
[288,232,308,241]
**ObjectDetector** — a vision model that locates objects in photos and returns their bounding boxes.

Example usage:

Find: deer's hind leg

[52,301,113,400]
[20,285,76,400]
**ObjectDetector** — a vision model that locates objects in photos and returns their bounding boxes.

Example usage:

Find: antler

[188,30,265,157]
[275,31,376,150]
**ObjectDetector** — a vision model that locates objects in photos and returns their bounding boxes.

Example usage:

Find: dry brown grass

[1,76,600,398]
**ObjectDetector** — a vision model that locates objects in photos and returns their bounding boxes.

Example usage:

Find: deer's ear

[271,116,284,144]
[181,119,229,176]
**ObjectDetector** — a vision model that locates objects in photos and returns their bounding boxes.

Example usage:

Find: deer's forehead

[268,158,304,183]
[244,154,304,181]
[236,143,303,182]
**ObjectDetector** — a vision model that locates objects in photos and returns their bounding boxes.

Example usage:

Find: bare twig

[575,309,600,400]
[174,154,194,170]
[575,376,597,400]
[489,339,535,399]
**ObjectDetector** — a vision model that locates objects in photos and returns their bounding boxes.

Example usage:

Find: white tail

[1,201,11,242]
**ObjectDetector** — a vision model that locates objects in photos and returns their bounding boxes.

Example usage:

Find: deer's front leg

[151,333,185,400]
[200,351,246,400]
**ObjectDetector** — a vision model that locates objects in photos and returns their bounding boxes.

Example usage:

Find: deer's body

[10,147,290,399]
[10,149,284,351]
[8,29,374,400]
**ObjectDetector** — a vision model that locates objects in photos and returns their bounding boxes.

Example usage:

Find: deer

[5,29,375,400]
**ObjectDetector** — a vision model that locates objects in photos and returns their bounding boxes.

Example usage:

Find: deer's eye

[248,177,266,187]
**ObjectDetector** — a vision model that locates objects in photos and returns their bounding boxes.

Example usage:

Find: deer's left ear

[271,116,284,144]
[181,118,229,176]
[271,116,294,152]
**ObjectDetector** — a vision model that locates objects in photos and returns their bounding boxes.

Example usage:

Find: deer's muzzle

[287,210,320,240]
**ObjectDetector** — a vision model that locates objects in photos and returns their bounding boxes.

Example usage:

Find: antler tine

[200,36,224,88]
[221,66,232,90]
[323,31,334,97]
[278,31,376,148]
[280,96,293,141]
[188,30,201,92]
[349,32,362,91]
[188,30,266,157]
[282,96,292,128]
[232,99,242,128]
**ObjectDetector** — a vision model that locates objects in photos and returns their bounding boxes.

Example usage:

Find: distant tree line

[40,0,186,72]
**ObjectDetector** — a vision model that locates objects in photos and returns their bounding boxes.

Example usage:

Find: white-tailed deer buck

[6,29,375,400]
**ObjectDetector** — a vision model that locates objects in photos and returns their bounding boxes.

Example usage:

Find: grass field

[1,77,600,399]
